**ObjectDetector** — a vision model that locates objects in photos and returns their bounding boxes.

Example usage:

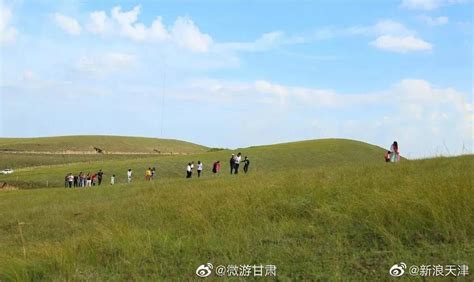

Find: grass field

[1,138,387,188]
[0,137,472,280]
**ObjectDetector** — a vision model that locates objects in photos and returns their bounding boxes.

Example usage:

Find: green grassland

[1,138,387,188]
[0,137,472,280]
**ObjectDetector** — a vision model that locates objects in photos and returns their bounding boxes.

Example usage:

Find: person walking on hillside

[197,161,203,177]
[64,174,69,188]
[190,161,195,178]
[86,173,92,187]
[111,174,116,185]
[390,141,400,162]
[73,174,79,187]
[243,156,250,173]
[127,169,133,183]
[229,154,235,174]
[97,170,104,186]
[91,173,97,186]
[234,153,242,174]
[67,173,74,188]
[212,161,221,175]
[145,167,152,181]
[186,163,192,178]
[79,172,85,187]
[151,167,156,180]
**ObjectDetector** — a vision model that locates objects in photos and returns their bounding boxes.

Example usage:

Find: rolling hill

[0,135,208,154]
[0,138,389,188]
[0,135,209,170]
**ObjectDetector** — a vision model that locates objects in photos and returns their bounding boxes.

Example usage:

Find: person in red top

[91,173,97,186]
[212,161,221,174]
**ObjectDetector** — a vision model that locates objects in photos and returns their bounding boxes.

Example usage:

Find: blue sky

[0,0,472,158]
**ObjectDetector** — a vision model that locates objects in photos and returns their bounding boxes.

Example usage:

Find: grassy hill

[0,137,471,280]
[0,135,208,154]
[0,135,209,169]
[1,138,388,188]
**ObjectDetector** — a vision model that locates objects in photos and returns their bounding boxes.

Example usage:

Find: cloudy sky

[0,0,472,158]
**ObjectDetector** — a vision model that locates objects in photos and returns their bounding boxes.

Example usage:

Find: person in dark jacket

[229,154,235,174]
[243,156,250,173]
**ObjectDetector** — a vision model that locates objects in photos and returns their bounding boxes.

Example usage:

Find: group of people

[63,141,401,188]
[229,152,250,174]
[385,141,400,163]
[144,167,157,181]
[186,161,204,178]
[63,154,252,187]
[64,168,137,188]
[63,141,400,188]
[185,154,250,178]
[64,170,108,188]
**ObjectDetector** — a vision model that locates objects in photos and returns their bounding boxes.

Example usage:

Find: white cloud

[104,52,136,68]
[8,69,72,91]
[75,52,137,77]
[22,70,39,81]
[217,31,305,52]
[180,78,471,156]
[401,0,442,10]
[372,19,414,36]
[370,35,432,52]
[110,5,148,41]
[84,6,210,52]
[346,19,414,36]
[418,15,449,26]
[401,0,467,10]
[171,17,212,52]
[53,13,81,35]
[0,4,17,44]
[83,6,301,54]
[180,78,380,109]
[331,19,433,53]
[87,11,112,34]
[149,17,170,41]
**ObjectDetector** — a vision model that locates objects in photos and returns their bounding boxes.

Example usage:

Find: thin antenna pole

[443,140,451,156]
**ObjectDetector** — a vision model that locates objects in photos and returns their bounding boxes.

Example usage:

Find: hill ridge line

[0,150,191,155]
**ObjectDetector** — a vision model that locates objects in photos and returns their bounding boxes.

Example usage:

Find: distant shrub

[207,148,227,152]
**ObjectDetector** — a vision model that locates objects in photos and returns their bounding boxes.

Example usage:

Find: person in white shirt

[234,153,242,174]
[197,161,203,177]
[186,163,192,178]
[86,173,92,187]
[127,169,133,183]
[67,173,74,188]
[111,174,116,185]
[190,161,194,177]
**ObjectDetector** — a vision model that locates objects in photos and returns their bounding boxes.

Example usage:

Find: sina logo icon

[389,262,407,277]
[196,263,213,278]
